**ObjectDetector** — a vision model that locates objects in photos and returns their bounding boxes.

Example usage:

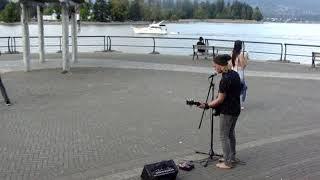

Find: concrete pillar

[61,2,70,72]
[37,5,45,63]
[71,6,78,63]
[20,2,31,72]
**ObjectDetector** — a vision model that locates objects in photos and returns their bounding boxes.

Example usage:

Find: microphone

[208,73,218,79]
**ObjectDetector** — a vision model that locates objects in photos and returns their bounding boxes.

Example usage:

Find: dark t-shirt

[197,41,205,53]
[218,70,241,116]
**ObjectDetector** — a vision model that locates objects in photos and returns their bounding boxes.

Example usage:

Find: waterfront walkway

[0,53,319,180]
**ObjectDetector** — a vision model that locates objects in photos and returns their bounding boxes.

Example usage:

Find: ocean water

[1,22,320,63]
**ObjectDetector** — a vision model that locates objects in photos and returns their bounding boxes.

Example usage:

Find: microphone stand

[196,74,222,167]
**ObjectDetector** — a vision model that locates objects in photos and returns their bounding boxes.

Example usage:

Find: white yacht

[133,21,168,35]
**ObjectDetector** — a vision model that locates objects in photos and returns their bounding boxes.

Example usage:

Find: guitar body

[186,99,221,116]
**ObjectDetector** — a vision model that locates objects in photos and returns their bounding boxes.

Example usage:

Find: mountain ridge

[204,0,320,18]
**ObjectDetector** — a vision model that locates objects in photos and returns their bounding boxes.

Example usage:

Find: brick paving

[0,53,319,180]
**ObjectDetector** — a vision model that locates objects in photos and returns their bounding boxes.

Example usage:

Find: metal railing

[205,38,284,60]
[0,37,18,54]
[105,36,199,54]
[284,43,320,61]
[0,35,319,64]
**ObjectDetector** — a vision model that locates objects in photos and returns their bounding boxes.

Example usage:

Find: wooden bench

[192,45,234,60]
[192,45,214,60]
[312,52,320,68]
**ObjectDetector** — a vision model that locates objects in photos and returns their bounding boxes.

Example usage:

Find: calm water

[1,22,320,63]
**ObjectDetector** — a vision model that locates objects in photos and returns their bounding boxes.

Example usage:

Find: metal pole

[59,36,62,53]
[21,2,31,72]
[106,36,109,51]
[13,37,17,53]
[153,37,156,53]
[7,37,11,54]
[61,2,70,72]
[150,37,159,54]
[71,6,78,63]
[210,81,215,158]
[284,44,287,61]
[11,37,14,53]
[242,41,246,52]
[108,36,112,51]
[37,5,45,63]
[103,36,106,51]
[280,43,283,61]
[205,39,209,57]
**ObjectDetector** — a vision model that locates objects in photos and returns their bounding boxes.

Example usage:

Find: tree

[216,1,230,19]
[142,6,152,21]
[93,0,111,22]
[230,1,242,19]
[110,0,129,22]
[141,3,163,21]
[80,0,93,21]
[0,0,8,11]
[244,5,253,20]
[181,0,193,19]
[253,7,263,21]
[43,4,61,20]
[163,0,174,9]
[128,0,143,21]
[208,3,217,18]
[194,2,209,19]
[216,0,225,14]
[150,5,163,21]
[193,7,206,19]
[0,2,20,23]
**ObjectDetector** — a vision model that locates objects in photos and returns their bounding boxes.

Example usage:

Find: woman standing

[230,40,248,110]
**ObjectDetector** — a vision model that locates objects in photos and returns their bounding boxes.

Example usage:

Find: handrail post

[108,36,112,51]
[150,37,159,54]
[11,36,14,53]
[103,36,106,52]
[7,37,11,54]
[280,43,283,61]
[106,36,110,51]
[58,36,62,53]
[153,37,156,53]
[284,44,287,61]
[205,39,209,57]
[242,41,246,52]
[13,37,16,53]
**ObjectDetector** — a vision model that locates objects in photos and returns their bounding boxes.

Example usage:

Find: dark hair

[213,54,231,66]
[231,40,243,67]
[199,37,203,41]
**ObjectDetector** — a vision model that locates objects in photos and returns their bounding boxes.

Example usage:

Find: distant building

[42,13,80,21]
[43,13,58,21]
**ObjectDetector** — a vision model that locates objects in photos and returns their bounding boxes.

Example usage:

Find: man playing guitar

[198,54,241,169]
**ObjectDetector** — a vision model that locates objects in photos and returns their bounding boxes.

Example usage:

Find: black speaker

[141,160,179,180]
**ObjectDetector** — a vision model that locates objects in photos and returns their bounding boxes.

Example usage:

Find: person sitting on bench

[197,37,206,54]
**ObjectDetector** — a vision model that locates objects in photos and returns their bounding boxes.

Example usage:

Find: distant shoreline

[1,19,319,26]
[0,19,259,26]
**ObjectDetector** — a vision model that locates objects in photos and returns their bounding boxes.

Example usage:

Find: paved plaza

[0,53,319,180]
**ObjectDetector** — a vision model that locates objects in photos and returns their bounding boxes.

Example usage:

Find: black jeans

[0,76,10,103]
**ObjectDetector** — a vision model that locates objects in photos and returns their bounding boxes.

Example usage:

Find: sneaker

[216,162,232,169]
[241,106,245,110]
[5,102,12,106]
